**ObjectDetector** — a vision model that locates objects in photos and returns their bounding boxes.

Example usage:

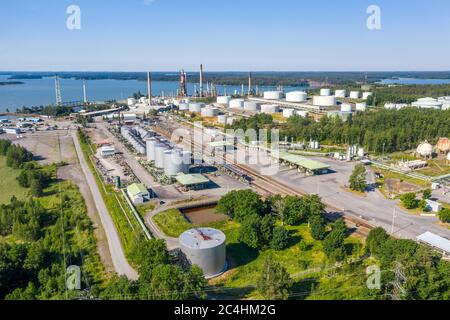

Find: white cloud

[143,0,155,6]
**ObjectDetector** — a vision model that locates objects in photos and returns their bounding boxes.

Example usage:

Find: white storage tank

[350,91,360,99]
[217,115,227,124]
[264,91,284,100]
[282,109,295,118]
[341,103,352,112]
[179,228,227,278]
[286,91,307,102]
[334,90,346,98]
[296,110,309,117]
[189,103,204,113]
[362,92,373,100]
[164,150,183,176]
[260,104,280,114]
[217,96,231,105]
[244,101,260,111]
[181,151,191,174]
[226,117,236,125]
[127,98,137,107]
[355,102,367,112]
[146,138,158,161]
[201,108,219,117]
[313,95,336,107]
[154,144,168,169]
[179,103,189,111]
[320,88,332,96]
[229,99,245,109]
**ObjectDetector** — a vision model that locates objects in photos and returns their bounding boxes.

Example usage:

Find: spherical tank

[286,91,307,102]
[436,137,450,153]
[416,141,433,157]
[179,228,227,278]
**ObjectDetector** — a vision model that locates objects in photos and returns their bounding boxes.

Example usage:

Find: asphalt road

[72,131,138,280]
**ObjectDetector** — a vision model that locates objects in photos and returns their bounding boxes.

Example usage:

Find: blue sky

[1,0,449,71]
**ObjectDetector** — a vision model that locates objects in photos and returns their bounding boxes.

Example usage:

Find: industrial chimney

[200,64,204,97]
[147,72,152,105]
[248,72,252,96]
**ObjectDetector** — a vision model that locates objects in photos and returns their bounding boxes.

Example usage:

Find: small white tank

[355,102,367,112]
[179,103,189,111]
[244,101,260,111]
[229,99,245,109]
[154,144,168,169]
[341,103,352,112]
[189,103,204,113]
[217,115,227,124]
[313,95,336,106]
[334,90,346,98]
[320,88,331,96]
[264,91,284,100]
[362,92,373,100]
[350,91,360,99]
[260,104,280,114]
[201,108,219,117]
[127,98,136,106]
[296,110,309,117]
[282,109,295,118]
[217,96,231,105]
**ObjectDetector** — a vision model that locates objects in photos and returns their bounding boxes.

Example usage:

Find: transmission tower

[390,262,407,300]
[55,75,63,106]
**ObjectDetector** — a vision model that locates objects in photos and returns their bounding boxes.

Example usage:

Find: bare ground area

[183,206,228,225]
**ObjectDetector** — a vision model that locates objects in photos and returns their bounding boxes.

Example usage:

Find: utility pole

[83,80,87,104]
[55,75,62,106]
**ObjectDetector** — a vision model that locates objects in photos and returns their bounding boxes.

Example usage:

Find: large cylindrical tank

[217,96,231,105]
[164,150,183,176]
[282,109,295,118]
[264,91,284,100]
[146,138,158,161]
[179,228,227,278]
[154,144,168,169]
[181,151,191,174]
[127,98,136,106]
[189,103,204,113]
[341,103,352,112]
[349,91,360,99]
[201,108,219,117]
[320,88,332,96]
[355,102,367,112]
[313,95,336,106]
[286,91,307,102]
[362,92,373,100]
[179,103,189,111]
[244,101,260,111]
[260,104,280,114]
[334,90,346,98]
[229,99,245,109]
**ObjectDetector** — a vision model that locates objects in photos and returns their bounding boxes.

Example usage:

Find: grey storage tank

[154,143,168,169]
[179,228,227,278]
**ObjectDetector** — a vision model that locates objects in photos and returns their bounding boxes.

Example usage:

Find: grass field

[153,208,192,238]
[0,156,29,204]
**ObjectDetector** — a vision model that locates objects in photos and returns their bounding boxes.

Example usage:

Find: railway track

[155,122,373,237]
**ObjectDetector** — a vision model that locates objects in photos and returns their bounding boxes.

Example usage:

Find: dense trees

[322,219,348,262]
[400,193,418,209]
[216,190,268,222]
[283,108,450,153]
[238,214,289,250]
[438,209,450,223]
[349,164,367,193]
[365,228,450,300]
[257,255,292,300]
[308,214,326,240]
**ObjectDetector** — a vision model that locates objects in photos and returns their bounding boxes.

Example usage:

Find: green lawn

[0,156,28,204]
[153,208,192,238]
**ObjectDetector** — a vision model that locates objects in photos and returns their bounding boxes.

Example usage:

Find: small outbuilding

[175,173,210,191]
[126,183,150,205]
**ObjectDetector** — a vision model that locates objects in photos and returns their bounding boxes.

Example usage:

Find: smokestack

[200,64,204,97]
[147,72,151,105]
[248,72,252,96]
[83,80,87,104]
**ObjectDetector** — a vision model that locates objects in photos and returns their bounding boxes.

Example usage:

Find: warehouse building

[175,173,210,191]
[271,151,330,175]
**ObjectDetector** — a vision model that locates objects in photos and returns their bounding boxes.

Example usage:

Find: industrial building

[175,173,210,191]
[126,183,151,205]
[179,228,227,278]
[417,232,450,257]
[271,151,330,175]
[3,128,21,135]
[100,145,116,158]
